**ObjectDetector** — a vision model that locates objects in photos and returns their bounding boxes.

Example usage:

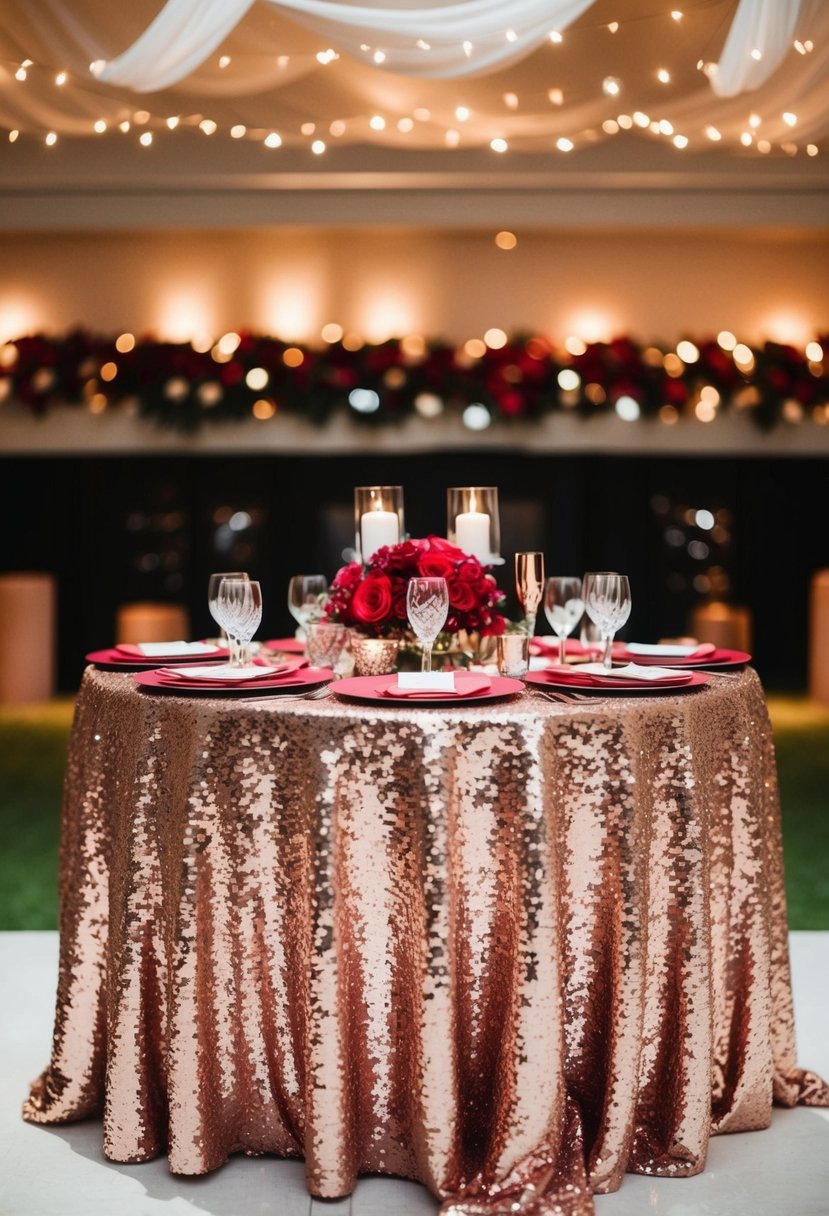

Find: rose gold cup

[495,632,530,678]
[351,635,399,676]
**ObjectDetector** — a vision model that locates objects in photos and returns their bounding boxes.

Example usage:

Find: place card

[396,671,456,691]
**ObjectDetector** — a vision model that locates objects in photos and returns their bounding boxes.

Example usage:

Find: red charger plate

[613,647,751,668]
[133,667,333,696]
[86,646,229,671]
[526,670,710,696]
[332,673,525,706]
[262,638,306,654]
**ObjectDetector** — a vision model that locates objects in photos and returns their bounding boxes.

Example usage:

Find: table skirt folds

[23,668,828,1216]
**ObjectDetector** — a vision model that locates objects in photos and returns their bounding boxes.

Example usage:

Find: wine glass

[215,578,262,666]
[543,577,584,666]
[515,552,545,639]
[582,572,631,670]
[288,574,328,638]
[208,570,249,659]
[406,577,449,673]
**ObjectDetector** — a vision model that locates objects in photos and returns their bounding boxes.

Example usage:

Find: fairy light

[416,39,430,50]
[490,137,508,153]
[15,65,27,82]
[464,338,486,359]
[252,399,276,420]
[413,107,431,121]
[607,22,619,33]
[369,115,386,130]
[8,129,19,142]
[330,119,347,136]
[118,120,129,133]
[373,50,386,64]
[397,117,414,133]
[505,29,517,43]
[445,129,460,146]
[230,124,246,138]
[55,71,67,86]
[134,110,150,124]
[264,132,282,147]
[751,48,762,61]
[548,31,563,43]
[494,231,517,250]
[301,122,316,135]
[782,112,797,127]
[806,144,819,156]
[749,113,761,128]
[705,126,721,141]
[311,139,326,154]
[45,131,57,146]
[115,333,135,353]
[462,40,473,56]
[673,134,688,149]
[316,49,339,65]
[633,111,649,128]
[556,136,574,151]
[757,139,771,154]
[503,93,518,109]
[245,367,269,391]
[166,116,179,129]
[671,10,683,20]
[455,105,470,121]
[199,119,217,135]
[658,119,673,136]
[617,114,633,129]
[602,119,619,134]
[717,330,737,351]
[657,68,671,84]
[139,131,153,146]
[548,88,564,105]
[602,76,620,96]
[218,55,231,69]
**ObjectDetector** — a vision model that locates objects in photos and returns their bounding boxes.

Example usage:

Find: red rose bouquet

[325,535,508,641]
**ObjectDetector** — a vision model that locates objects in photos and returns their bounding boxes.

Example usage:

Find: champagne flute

[208,570,249,661]
[288,574,328,638]
[216,578,262,666]
[582,572,631,670]
[406,577,449,673]
[543,576,584,665]
[515,552,545,639]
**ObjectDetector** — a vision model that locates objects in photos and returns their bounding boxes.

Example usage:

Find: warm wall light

[761,311,811,346]
[156,287,217,343]
[359,288,416,343]
[258,271,322,341]
[0,296,43,343]
[562,309,616,343]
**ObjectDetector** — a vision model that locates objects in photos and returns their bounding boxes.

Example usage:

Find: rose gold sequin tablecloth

[23,667,828,1215]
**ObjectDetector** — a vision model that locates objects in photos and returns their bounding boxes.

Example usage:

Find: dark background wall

[2,451,826,692]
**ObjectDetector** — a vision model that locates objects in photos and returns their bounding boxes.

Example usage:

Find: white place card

[396,671,456,691]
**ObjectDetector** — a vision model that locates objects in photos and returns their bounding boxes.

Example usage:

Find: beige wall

[1,227,827,347]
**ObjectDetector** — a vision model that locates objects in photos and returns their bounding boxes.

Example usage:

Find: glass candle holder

[354,486,405,564]
[446,487,501,565]
[351,634,399,676]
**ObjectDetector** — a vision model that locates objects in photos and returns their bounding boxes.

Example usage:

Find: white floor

[1,933,828,1216]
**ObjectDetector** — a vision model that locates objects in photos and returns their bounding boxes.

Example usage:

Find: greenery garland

[1,329,826,433]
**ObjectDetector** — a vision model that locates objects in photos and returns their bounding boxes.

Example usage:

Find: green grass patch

[0,695,827,929]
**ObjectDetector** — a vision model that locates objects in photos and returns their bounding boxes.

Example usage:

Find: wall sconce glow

[156,289,217,344]
[0,297,42,343]
[761,312,811,346]
[260,275,321,342]
[563,310,615,343]
[359,289,416,344]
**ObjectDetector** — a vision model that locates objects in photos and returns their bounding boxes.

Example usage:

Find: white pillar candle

[454,511,491,563]
[360,509,399,561]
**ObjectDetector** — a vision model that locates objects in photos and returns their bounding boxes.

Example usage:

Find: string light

[3,19,822,163]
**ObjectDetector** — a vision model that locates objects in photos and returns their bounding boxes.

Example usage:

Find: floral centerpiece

[324,536,507,655]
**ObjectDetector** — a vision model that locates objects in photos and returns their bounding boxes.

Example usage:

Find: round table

[23,667,828,1216]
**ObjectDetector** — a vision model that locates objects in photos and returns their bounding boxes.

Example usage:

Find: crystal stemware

[543,576,584,665]
[406,577,449,673]
[305,621,349,671]
[216,578,262,666]
[287,574,328,637]
[208,570,248,660]
[582,572,631,670]
[515,552,545,639]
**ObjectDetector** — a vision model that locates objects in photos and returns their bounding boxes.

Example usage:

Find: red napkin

[157,658,307,687]
[538,666,692,688]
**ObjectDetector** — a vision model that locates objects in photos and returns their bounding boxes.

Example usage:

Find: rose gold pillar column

[689,601,752,652]
[0,572,56,704]
[116,602,189,645]
[809,571,829,706]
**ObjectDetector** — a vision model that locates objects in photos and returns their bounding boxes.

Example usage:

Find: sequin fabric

[23,667,828,1215]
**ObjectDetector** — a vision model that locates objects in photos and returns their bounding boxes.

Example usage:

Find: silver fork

[534,689,607,704]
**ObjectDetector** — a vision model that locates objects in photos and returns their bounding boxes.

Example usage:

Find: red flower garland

[325,536,508,639]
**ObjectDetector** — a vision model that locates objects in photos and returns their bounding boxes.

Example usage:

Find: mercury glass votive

[354,486,405,563]
[446,486,501,565]
[495,631,530,678]
[351,635,399,676]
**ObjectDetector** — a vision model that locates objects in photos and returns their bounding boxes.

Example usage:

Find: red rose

[448,579,477,612]
[332,562,363,592]
[351,573,393,627]
[418,553,455,579]
[456,558,483,581]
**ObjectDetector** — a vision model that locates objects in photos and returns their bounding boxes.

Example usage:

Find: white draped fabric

[2,0,828,152]
[89,0,810,93]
